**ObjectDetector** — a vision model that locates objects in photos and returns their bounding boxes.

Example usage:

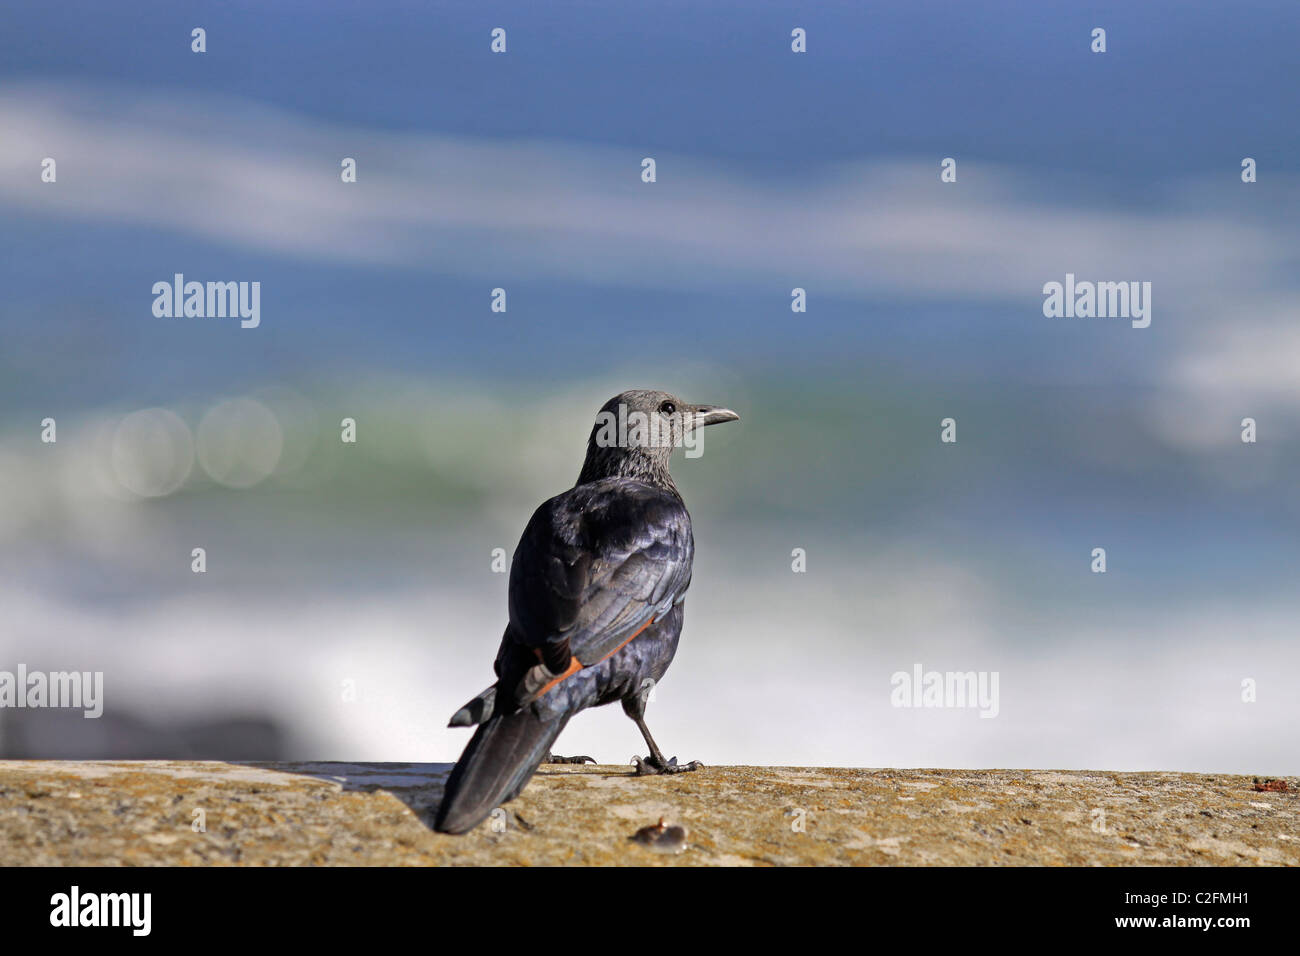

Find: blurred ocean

[2,372,1297,772]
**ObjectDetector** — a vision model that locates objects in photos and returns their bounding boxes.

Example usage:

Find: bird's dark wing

[502,478,693,703]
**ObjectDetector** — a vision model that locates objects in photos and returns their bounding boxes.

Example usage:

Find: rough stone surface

[0,761,1295,866]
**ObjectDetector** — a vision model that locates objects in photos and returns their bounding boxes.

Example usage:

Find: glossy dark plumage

[434,390,738,834]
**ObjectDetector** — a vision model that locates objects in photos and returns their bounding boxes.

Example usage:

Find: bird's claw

[632,755,704,776]
[547,754,597,765]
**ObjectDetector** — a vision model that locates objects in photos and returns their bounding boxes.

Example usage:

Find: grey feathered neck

[576,436,679,495]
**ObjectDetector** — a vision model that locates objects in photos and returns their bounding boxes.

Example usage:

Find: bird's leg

[630,715,702,775]
[546,754,596,764]
[623,687,703,776]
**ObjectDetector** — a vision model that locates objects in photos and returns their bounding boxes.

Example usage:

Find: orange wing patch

[535,616,657,699]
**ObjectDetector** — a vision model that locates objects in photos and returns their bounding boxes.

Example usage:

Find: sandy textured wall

[0,762,1295,866]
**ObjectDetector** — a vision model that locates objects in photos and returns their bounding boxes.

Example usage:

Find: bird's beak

[691,404,741,428]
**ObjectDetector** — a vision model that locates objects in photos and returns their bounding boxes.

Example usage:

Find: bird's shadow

[244,761,455,829]
[245,760,634,832]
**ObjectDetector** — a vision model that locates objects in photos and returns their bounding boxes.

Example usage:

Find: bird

[434,389,740,834]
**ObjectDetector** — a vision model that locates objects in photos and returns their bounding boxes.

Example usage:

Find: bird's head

[578,389,740,489]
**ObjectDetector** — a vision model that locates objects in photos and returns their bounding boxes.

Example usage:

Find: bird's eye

[659,401,676,415]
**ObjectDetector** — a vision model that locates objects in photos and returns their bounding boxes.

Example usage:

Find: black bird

[434,389,740,834]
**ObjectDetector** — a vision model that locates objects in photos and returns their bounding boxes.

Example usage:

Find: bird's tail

[435,705,569,834]
[447,685,496,726]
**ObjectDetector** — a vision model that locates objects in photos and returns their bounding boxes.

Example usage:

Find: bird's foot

[546,754,597,765]
[632,754,704,776]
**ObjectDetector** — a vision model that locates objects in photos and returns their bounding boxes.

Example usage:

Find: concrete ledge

[0,761,1295,865]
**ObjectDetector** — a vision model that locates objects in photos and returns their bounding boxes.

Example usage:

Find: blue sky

[8,0,1296,173]
[2,0,1298,399]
